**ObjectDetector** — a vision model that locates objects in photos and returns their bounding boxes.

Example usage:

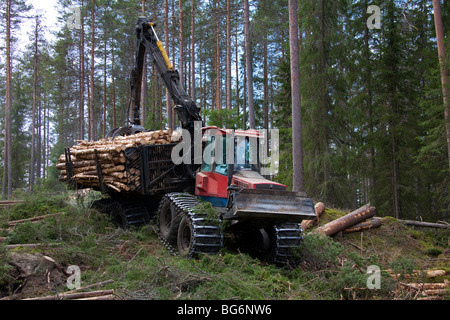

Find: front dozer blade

[225,189,316,223]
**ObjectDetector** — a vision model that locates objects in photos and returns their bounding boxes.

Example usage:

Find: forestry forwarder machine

[76,17,316,266]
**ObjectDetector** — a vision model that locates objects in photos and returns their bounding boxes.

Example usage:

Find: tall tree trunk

[30,16,39,190]
[165,0,172,129]
[171,0,176,127]
[141,0,148,126]
[391,128,401,219]
[79,0,85,140]
[3,0,12,199]
[213,0,221,111]
[319,0,328,185]
[263,36,269,155]
[178,0,184,85]
[364,0,375,202]
[190,0,195,102]
[289,0,305,192]
[263,37,269,130]
[43,97,48,179]
[243,0,255,128]
[88,0,95,141]
[37,99,42,181]
[235,15,240,120]
[103,35,107,137]
[111,47,116,129]
[432,0,450,169]
[226,0,232,111]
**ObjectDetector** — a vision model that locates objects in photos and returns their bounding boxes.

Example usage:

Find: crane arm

[130,17,202,132]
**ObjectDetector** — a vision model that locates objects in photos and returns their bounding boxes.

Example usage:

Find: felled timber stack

[56,129,181,192]
[314,204,379,236]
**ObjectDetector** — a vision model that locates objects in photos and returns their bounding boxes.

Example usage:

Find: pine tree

[432,0,450,169]
[1,0,31,198]
[243,0,255,129]
[288,0,304,193]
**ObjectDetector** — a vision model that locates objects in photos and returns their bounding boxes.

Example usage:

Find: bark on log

[8,212,63,226]
[5,243,62,250]
[76,294,115,300]
[0,200,23,205]
[301,202,325,230]
[64,279,114,294]
[421,289,449,296]
[56,129,179,193]
[400,281,449,290]
[342,217,382,233]
[315,204,377,237]
[105,183,121,193]
[400,220,450,229]
[386,269,447,279]
[23,289,115,300]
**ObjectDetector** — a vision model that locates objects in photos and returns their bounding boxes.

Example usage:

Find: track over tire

[177,215,195,258]
[92,198,150,229]
[157,195,181,245]
[157,192,223,258]
[272,222,303,267]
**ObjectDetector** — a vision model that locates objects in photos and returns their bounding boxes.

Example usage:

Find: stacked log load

[56,129,181,192]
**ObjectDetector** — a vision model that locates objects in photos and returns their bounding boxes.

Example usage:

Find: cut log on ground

[386,269,447,279]
[64,279,115,294]
[0,200,23,210]
[23,289,115,300]
[7,212,63,227]
[5,243,62,250]
[301,202,325,231]
[315,204,377,237]
[400,281,449,291]
[342,217,382,233]
[399,220,450,229]
[76,294,116,300]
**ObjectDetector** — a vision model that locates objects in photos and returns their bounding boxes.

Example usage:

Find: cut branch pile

[388,270,449,300]
[56,129,181,192]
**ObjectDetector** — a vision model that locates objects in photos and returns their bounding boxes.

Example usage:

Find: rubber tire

[158,197,181,245]
[177,215,194,258]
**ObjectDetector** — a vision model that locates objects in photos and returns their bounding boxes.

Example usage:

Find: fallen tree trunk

[343,217,382,233]
[315,204,377,237]
[421,288,449,296]
[0,200,23,205]
[386,269,447,279]
[23,289,115,300]
[5,243,62,250]
[301,202,325,231]
[8,212,63,226]
[400,281,449,291]
[399,220,450,229]
[76,294,115,300]
[64,279,114,294]
[0,200,23,210]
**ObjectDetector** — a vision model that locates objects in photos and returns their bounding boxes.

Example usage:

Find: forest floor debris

[0,190,448,300]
